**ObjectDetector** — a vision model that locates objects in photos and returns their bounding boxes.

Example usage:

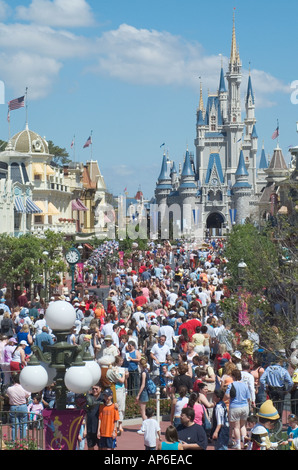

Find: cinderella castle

[153,14,289,239]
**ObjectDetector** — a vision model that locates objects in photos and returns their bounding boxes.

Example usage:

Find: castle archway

[206,212,225,236]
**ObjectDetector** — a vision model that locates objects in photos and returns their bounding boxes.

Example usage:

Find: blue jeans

[9,404,28,441]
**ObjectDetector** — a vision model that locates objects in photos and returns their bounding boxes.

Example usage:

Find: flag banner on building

[83,136,92,148]
[77,262,84,283]
[229,208,237,225]
[192,209,200,225]
[71,138,75,149]
[8,95,25,111]
[150,210,158,232]
[42,409,85,450]
[119,251,124,267]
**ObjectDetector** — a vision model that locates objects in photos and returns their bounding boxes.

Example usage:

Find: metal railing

[0,411,44,450]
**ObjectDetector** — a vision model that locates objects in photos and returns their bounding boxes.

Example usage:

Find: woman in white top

[10,340,27,372]
[170,385,189,429]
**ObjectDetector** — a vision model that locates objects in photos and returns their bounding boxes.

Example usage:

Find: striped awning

[26,198,43,214]
[72,199,88,211]
[14,196,26,213]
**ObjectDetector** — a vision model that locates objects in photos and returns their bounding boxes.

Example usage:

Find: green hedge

[124,396,171,419]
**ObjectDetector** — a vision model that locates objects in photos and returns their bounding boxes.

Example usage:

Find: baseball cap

[103,388,113,397]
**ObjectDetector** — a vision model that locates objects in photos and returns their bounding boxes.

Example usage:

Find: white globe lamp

[84,360,101,385]
[45,300,76,331]
[64,365,93,394]
[40,361,57,386]
[20,363,49,393]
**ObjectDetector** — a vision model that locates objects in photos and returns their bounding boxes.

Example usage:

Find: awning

[34,201,46,214]
[48,202,60,215]
[72,199,88,211]
[26,198,43,214]
[32,163,44,175]
[34,201,60,215]
[84,243,94,251]
[14,197,26,213]
[46,165,55,176]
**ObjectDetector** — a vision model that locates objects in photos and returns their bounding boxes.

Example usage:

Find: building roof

[181,149,195,177]
[259,146,268,169]
[235,150,249,176]
[251,124,258,139]
[219,66,226,93]
[246,74,255,105]
[8,125,49,155]
[205,153,224,184]
[157,154,171,181]
[268,145,288,171]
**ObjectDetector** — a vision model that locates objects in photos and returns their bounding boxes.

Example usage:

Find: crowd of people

[0,238,298,451]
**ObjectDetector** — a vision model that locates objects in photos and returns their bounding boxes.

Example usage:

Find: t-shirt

[141,418,161,447]
[177,423,208,450]
[226,381,250,409]
[98,403,120,437]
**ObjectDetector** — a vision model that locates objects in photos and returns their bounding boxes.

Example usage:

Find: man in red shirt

[178,313,202,340]
[134,293,148,308]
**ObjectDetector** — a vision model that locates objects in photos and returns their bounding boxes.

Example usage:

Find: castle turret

[155,152,172,205]
[179,149,197,232]
[232,149,253,224]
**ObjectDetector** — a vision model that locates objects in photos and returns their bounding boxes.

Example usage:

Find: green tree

[48,140,72,166]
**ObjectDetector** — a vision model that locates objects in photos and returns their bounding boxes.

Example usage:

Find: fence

[0,410,44,450]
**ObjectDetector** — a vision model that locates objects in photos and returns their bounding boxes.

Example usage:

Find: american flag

[272,124,279,140]
[8,96,25,111]
[83,136,92,148]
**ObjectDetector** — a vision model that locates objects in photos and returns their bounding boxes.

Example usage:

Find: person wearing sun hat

[250,400,280,450]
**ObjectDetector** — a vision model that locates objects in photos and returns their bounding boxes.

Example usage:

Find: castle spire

[199,82,204,112]
[230,10,238,64]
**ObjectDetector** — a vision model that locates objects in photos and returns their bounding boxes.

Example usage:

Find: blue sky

[0,0,297,199]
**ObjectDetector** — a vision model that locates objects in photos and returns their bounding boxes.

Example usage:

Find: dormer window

[210,115,216,131]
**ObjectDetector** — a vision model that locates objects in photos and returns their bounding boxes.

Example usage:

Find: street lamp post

[238,259,247,285]
[42,250,49,303]
[19,301,101,410]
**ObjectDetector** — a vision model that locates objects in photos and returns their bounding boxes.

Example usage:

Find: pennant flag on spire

[160,143,165,148]
[71,137,75,149]
[272,122,279,140]
[8,95,25,111]
[83,135,92,148]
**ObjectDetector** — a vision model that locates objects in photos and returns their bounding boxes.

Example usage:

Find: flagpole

[90,130,93,160]
[7,107,10,141]
[73,135,76,162]
[25,87,28,128]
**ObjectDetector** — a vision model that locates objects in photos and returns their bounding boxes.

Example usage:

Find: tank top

[161,441,179,450]
[12,348,22,363]
[174,396,189,416]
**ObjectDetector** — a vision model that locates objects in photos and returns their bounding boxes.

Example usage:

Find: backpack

[139,327,148,340]
[146,373,157,395]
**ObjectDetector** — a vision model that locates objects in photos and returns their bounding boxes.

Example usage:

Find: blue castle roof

[235,150,249,176]
[246,74,255,105]
[157,154,171,181]
[259,147,268,169]
[205,153,224,184]
[181,150,195,177]
[251,124,258,139]
[219,67,226,93]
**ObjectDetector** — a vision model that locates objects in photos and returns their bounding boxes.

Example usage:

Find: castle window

[210,115,216,131]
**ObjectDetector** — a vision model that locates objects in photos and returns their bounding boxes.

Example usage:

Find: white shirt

[158,325,175,349]
[241,370,256,402]
[151,343,170,367]
[141,418,161,447]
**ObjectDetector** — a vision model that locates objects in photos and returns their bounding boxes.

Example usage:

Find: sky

[0,0,297,199]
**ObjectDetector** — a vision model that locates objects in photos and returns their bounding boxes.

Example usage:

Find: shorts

[139,389,149,402]
[99,436,116,449]
[229,405,249,422]
[87,432,101,449]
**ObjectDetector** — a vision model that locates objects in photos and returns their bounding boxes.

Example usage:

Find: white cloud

[15,0,95,28]
[0,52,62,99]
[0,1,11,21]
[89,24,290,109]
[0,23,93,59]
